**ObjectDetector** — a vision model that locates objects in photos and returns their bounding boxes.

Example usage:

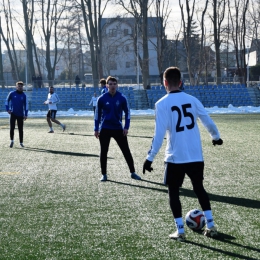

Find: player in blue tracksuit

[94,76,141,182]
[99,78,108,95]
[5,81,28,148]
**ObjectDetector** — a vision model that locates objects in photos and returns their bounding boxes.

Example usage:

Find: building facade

[100,17,161,84]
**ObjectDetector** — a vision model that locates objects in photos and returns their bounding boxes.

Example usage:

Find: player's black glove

[143,159,153,174]
[212,138,223,146]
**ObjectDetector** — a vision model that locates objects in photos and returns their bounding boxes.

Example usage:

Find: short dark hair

[99,78,106,85]
[106,76,117,84]
[16,81,24,86]
[163,67,181,87]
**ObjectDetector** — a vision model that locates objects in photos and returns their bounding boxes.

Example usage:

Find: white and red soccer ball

[185,209,205,230]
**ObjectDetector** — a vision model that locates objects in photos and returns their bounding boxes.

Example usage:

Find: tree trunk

[212,0,226,85]
[80,0,103,87]
[179,0,195,86]
[142,1,149,89]
[0,31,4,88]
[22,0,36,81]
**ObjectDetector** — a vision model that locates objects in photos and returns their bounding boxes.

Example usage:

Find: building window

[110,61,117,70]
[109,29,117,37]
[125,45,129,52]
[124,29,129,36]
[126,62,131,68]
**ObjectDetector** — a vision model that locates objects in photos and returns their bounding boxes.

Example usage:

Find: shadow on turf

[128,135,167,140]
[106,180,260,209]
[213,233,260,254]
[23,147,99,157]
[56,132,94,137]
[108,179,168,193]
[107,179,260,258]
[128,135,154,139]
[142,179,166,186]
[180,188,260,209]
[185,232,260,260]
[59,133,156,138]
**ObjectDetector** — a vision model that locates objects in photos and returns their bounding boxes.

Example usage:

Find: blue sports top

[94,91,130,131]
[101,86,108,95]
[5,90,28,117]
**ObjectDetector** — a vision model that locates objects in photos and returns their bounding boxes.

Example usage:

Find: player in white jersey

[143,67,223,241]
[43,86,66,133]
[89,92,98,114]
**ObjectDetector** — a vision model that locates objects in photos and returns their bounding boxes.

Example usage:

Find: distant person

[143,67,223,241]
[75,75,80,87]
[180,79,185,91]
[37,75,42,88]
[32,75,36,88]
[233,73,237,83]
[100,78,107,95]
[43,86,66,133]
[5,81,28,148]
[94,76,141,182]
[89,92,98,114]
[159,71,163,85]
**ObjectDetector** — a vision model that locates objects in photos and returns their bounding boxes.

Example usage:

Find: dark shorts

[164,162,204,186]
[47,110,57,119]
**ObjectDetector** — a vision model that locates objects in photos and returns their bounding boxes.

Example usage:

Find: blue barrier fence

[0,84,254,111]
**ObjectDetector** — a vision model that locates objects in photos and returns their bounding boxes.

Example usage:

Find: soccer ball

[185,209,205,230]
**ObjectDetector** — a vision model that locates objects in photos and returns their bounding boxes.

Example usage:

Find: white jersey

[89,96,98,106]
[146,91,220,163]
[45,92,60,110]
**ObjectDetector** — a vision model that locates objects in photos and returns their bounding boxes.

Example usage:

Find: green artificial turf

[0,114,259,259]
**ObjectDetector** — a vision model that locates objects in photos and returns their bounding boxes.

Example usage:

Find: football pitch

[0,114,259,259]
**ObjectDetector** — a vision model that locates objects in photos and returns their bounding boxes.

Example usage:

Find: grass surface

[0,114,260,259]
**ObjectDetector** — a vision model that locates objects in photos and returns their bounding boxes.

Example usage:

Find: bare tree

[249,0,260,45]
[179,0,197,85]
[80,0,110,86]
[58,16,80,83]
[170,24,184,70]
[220,9,232,82]
[76,14,87,81]
[141,0,150,88]
[228,0,249,84]
[194,0,209,85]
[149,0,171,76]
[115,0,151,89]
[0,0,21,81]
[0,17,4,87]
[37,0,68,83]
[209,0,226,84]
[20,0,36,81]
[248,0,260,79]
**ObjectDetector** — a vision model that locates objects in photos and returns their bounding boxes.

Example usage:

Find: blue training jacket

[94,91,130,131]
[5,90,29,117]
[101,86,108,95]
